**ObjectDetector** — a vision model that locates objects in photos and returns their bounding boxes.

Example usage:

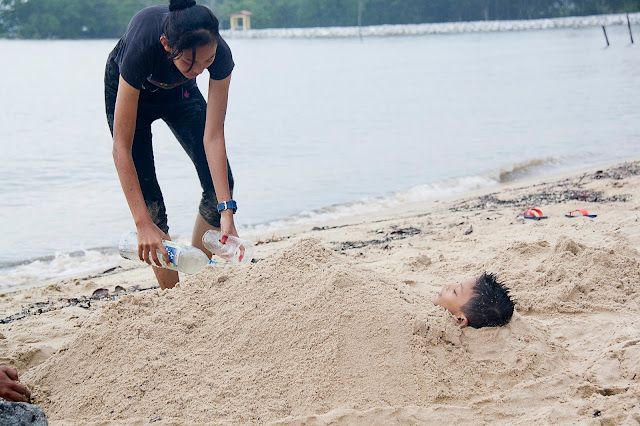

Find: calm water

[1,24,639,288]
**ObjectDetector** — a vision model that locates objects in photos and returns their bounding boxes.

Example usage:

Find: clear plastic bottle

[202,230,255,265]
[119,231,210,274]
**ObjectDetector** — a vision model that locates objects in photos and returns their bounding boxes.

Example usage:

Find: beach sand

[1,162,639,425]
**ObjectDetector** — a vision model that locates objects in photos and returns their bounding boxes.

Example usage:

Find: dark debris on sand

[450,163,638,212]
[335,226,421,251]
[591,162,640,180]
[0,284,159,325]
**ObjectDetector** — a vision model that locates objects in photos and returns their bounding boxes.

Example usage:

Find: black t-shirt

[108,5,234,92]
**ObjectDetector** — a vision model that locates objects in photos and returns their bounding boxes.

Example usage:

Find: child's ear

[455,316,468,328]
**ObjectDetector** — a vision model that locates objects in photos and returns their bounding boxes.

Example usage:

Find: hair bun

[169,0,196,11]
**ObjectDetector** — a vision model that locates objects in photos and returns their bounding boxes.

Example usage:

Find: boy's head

[433,273,515,328]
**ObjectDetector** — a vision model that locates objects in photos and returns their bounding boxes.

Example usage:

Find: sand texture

[1,162,640,425]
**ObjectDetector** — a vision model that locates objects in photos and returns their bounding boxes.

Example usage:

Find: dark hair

[462,273,515,328]
[164,0,220,70]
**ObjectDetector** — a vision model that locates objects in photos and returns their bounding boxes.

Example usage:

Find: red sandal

[565,209,597,218]
[523,208,547,220]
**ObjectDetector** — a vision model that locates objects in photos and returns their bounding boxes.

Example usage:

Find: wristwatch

[217,200,237,214]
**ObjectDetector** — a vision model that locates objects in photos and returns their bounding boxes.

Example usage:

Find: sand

[1,162,639,425]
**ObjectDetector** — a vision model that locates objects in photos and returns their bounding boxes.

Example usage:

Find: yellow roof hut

[230,10,252,30]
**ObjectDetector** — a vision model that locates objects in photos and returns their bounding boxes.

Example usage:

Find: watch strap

[217,200,237,213]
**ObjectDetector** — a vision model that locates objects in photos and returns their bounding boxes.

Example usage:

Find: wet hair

[164,0,220,70]
[461,273,515,328]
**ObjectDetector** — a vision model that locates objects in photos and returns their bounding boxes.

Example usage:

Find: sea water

[1,23,639,289]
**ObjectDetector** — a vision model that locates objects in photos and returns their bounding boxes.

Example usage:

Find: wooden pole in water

[357,0,363,42]
[627,14,634,44]
[602,25,610,47]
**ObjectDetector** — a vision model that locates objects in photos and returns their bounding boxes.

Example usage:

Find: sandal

[565,209,597,218]
[523,208,547,220]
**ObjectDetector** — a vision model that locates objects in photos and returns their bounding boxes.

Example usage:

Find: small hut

[230,10,252,31]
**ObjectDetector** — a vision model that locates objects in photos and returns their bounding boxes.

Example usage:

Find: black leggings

[104,60,233,233]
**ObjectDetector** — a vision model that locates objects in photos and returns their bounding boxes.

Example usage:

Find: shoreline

[1,158,637,308]
[0,12,638,42]
[243,157,640,239]
[2,157,638,295]
[220,12,640,39]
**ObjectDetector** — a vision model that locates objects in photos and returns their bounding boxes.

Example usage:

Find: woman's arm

[204,74,238,238]
[112,76,169,266]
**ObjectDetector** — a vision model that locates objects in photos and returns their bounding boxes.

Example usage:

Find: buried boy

[434,273,515,328]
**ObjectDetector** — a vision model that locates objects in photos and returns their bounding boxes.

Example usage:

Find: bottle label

[162,241,181,266]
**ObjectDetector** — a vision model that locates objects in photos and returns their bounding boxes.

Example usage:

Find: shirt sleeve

[119,45,154,90]
[208,36,235,81]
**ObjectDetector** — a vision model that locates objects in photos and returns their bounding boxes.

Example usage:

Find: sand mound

[500,236,640,313]
[25,239,460,423]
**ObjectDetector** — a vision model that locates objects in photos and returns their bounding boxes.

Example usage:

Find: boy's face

[433,277,477,327]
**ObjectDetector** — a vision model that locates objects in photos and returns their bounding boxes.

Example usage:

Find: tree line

[1,0,638,39]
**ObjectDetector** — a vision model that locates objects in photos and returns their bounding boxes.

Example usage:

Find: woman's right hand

[136,221,170,267]
[219,210,239,241]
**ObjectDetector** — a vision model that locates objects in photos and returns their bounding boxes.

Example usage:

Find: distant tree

[0,0,638,38]
[0,0,146,38]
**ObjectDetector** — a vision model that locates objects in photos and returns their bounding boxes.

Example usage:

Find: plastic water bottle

[119,231,211,274]
[202,230,255,265]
